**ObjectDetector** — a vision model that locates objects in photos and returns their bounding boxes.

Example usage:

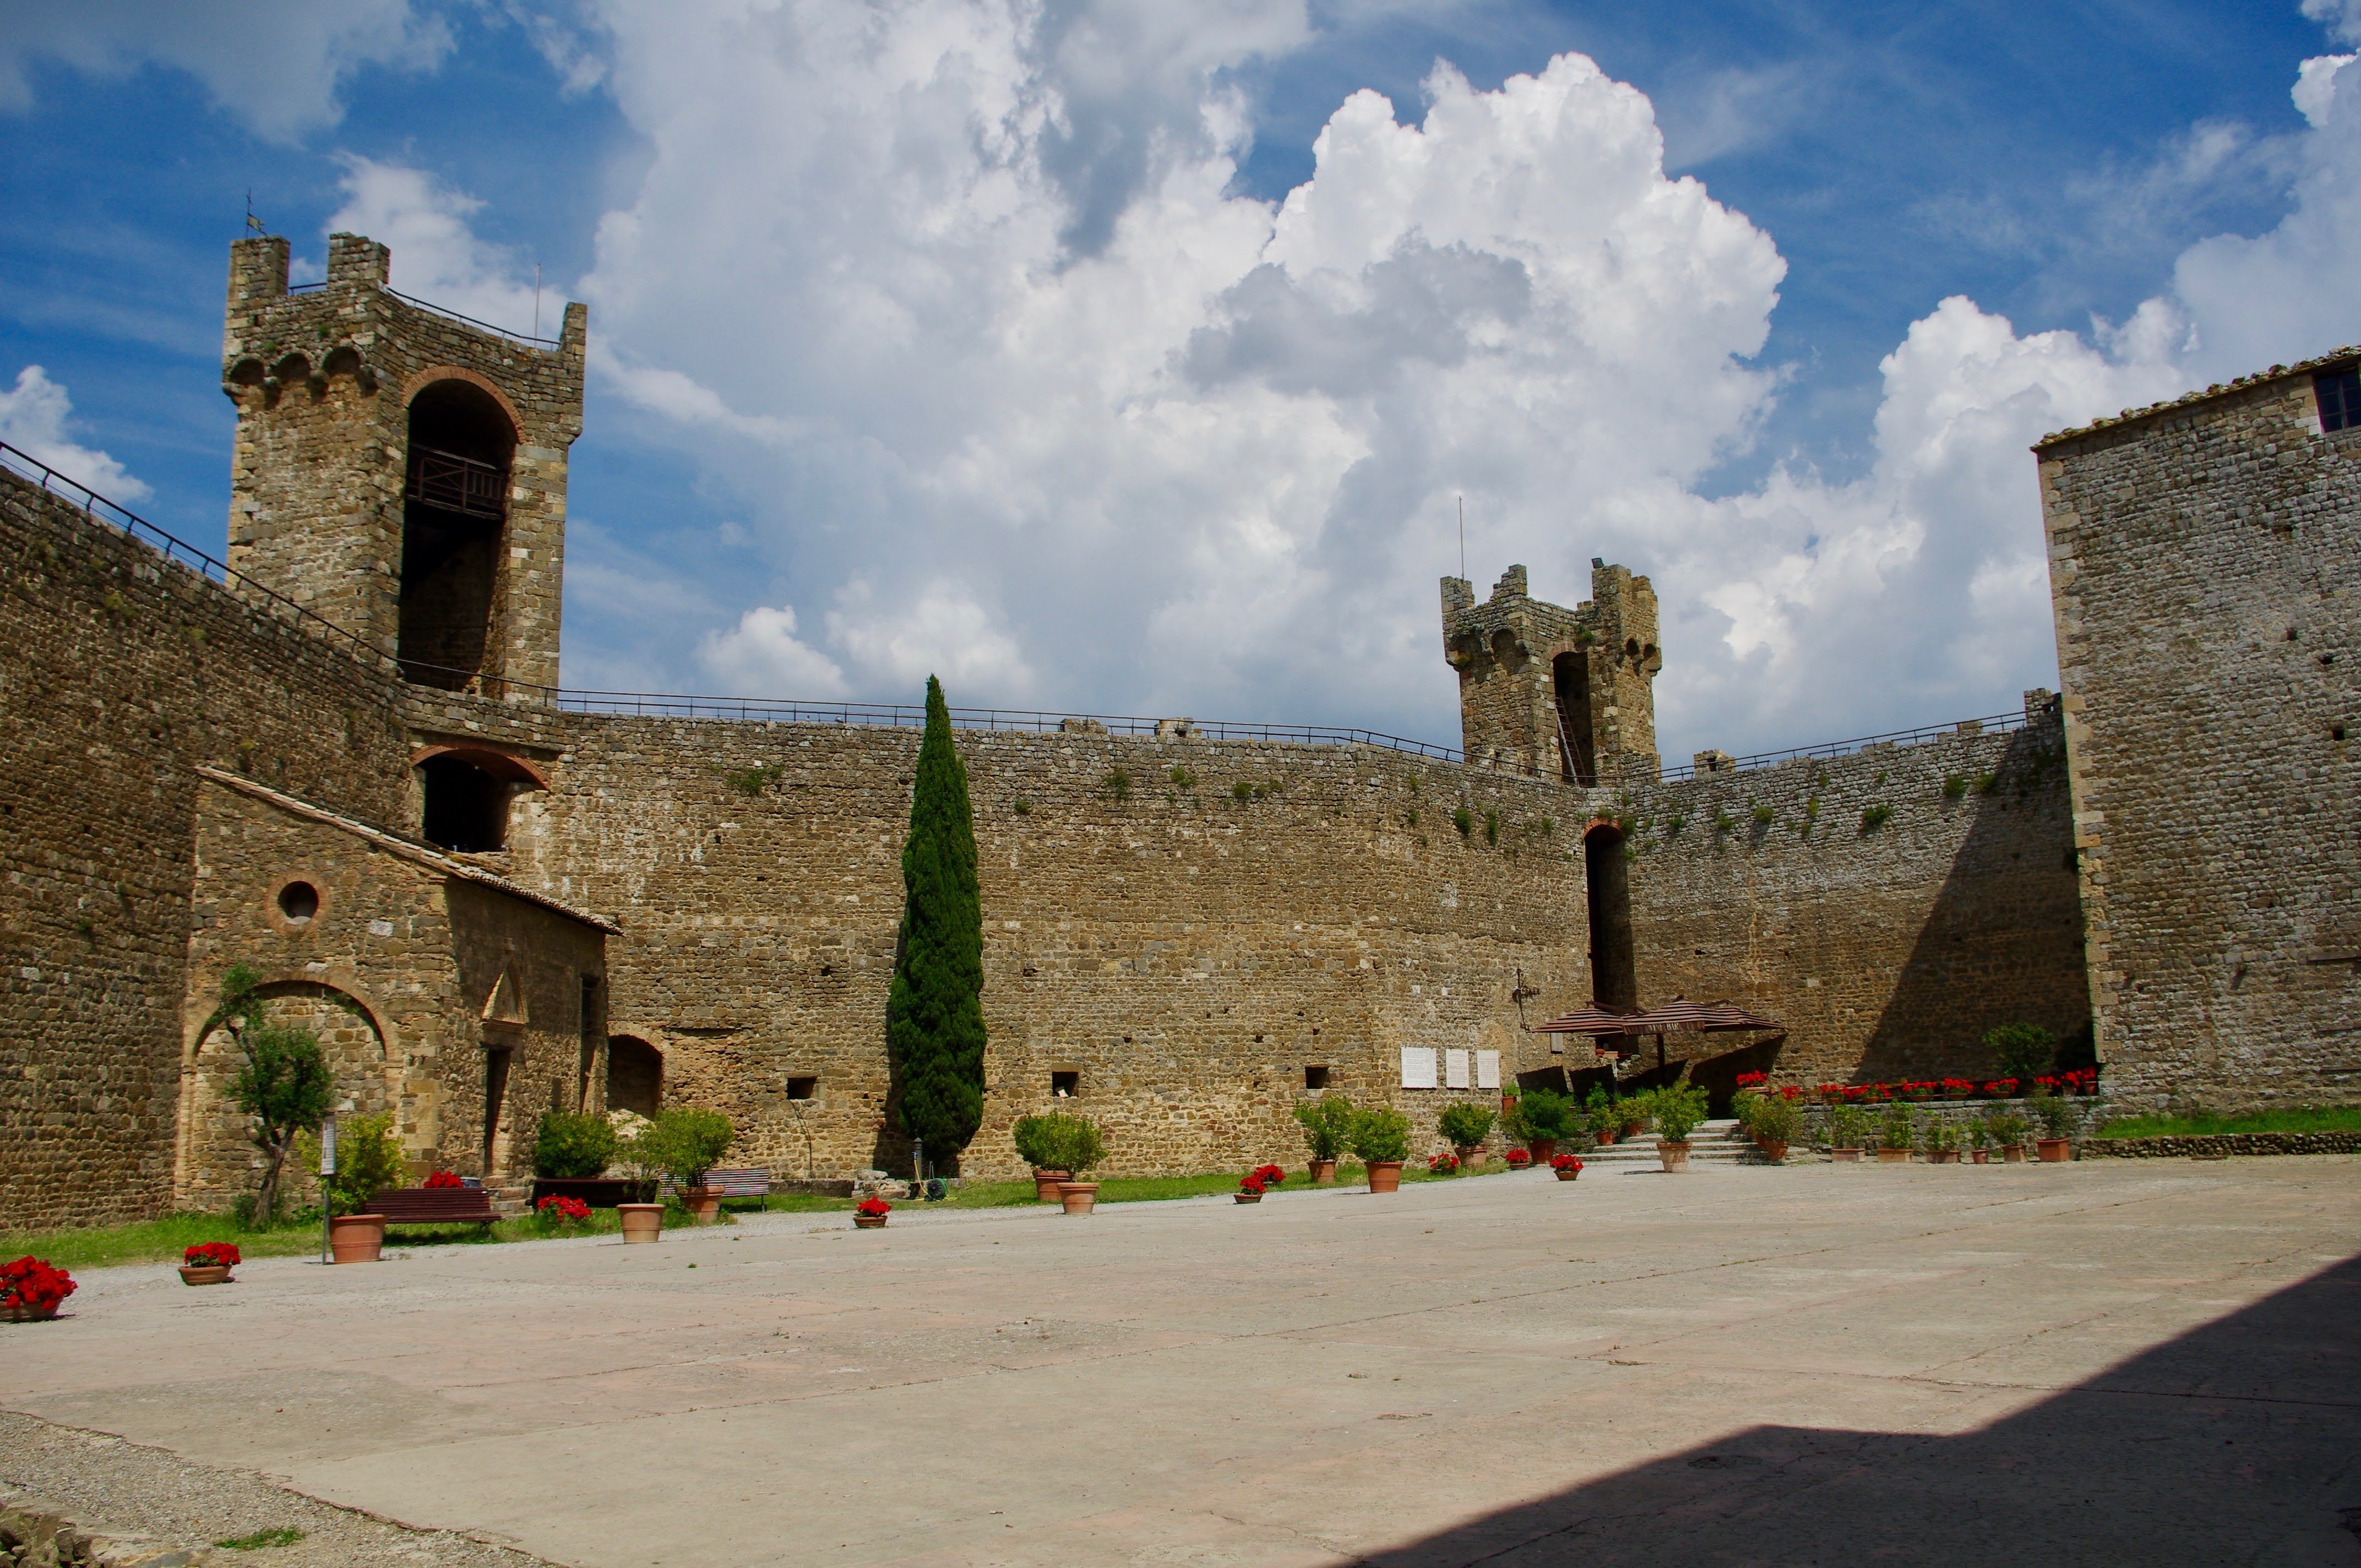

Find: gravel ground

[0,1411,559,1567]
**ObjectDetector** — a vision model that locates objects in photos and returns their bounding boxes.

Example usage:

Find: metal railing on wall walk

[282,280,564,349]
[1,438,2046,780]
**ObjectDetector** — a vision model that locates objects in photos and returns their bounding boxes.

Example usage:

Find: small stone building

[176,767,614,1207]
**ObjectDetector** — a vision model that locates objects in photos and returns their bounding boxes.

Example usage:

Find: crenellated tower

[1441,560,1661,785]
[220,233,585,699]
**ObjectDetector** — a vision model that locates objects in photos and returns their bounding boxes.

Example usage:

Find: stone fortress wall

[2038,355,2360,1114]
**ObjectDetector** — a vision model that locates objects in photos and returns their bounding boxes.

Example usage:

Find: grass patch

[0,1211,327,1271]
[2091,1105,2361,1139]
[216,1527,305,1550]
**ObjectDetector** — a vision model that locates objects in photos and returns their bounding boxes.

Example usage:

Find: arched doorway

[414,747,543,853]
[178,981,396,1212]
[399,379,515,688]
[1585,824,1637,1012]
[607,1035,662,1118]
[1554,652,1597,786]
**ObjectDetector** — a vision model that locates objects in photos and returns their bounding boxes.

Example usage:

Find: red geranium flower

[1505,1148,1532,1167]
[1251,1164,1286,1188]
[423,1170,465,1189]
[1549,1153,1584,1171]
[536,1195,591,1222]
[1240,1174,1266,1194]
[183,1242,241,1268]
[2,1256,76,1314]
[1427,1153,1457,1173]
[856,1198,892,1218]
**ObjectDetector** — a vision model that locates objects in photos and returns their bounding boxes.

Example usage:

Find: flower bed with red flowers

[183,1243,241,1269]
[423,1170,466,1189]
[1814,1070,2098,1104]
[535,1195,592,1228]
[1549,1153,1584,1172]
[1504,1148,1532,1168]
[856,1198,893,1218]
[1427,1152,1459,1174]
[1734,1070,1768,1089]
[1249,1163,1286,1189]
[3,1255,75,1317]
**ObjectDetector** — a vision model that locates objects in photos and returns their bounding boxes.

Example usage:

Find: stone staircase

[1553,1118,1775,1169]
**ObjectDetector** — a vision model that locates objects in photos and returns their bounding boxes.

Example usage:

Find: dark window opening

[421,755,508,852]
[1586,825,1638,1012]
[1554,652,1597,787]
[606,1035,662,1118]
[1051,1070,1080,1097]
[276,880,319,924]
[1304,1065,1330,1090]
[785,1075,818,1101]
[2316,367,2361,432]
[483,1046,512,1178]
[399,380,515,689]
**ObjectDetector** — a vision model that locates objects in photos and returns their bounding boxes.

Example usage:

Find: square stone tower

[221,233,585,699]
[1441,560,1661,784]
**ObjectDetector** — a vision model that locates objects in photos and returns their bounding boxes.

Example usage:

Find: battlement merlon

[1440,561,1661,785]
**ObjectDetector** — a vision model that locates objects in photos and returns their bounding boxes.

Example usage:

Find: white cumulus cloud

[0,366,148,500]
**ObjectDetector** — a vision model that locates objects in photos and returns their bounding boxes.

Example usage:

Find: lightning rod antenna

[1458,495,1465,581]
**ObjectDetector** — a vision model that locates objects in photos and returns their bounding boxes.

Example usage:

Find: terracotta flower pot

[1999,1145,2027,1163]
[1830,1147,1862,1162]
[1527,1138,1557,1165]
[1365,1161,1403,1194]
[1058,1181,1100,1215]
[1596,1129,1617,1147]
[1032,1168,1071,1202]
[1758,1140,1789,1163]
[1233,1193,1261,1205]
[1457,1148,1486,1173]
[1971,1149,1990,1164]
[178,1265,232,1287]
[1929,1150,1959,1164]
[1621,1121,1645,1140]
[854,1213,888,1229]
[1554,1167,1580,1182]
[681,1187,723,1226]
[1308,1158,1337,1185]
[2,1303,62,1322]
[618,1202,664,1243]
[329,1213,386,1264]
[2036,1137,2072,1163]
[1875,1148,1911,1164]
[1657,1139,1691,1173]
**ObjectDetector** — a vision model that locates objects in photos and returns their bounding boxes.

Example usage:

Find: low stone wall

[2081,1131,2361,1158]
[1793,1096,2109,1145]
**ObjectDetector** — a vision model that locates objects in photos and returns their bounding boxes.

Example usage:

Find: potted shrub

[614,1129,667,1243]
[295,1111,405,1264]
[179,1242,240,1286]
[1514,1088,1574,1164]
[1750,1093,1800,1162]
[1,1256,75,1322]
[1349,1106,1412,1193]
[531,1111,622,1208]
[1925,1119,1960,1164]
[1984,1022,2057,1090]
[855,1197,892,1229]
[1438,1101,1496,1171]
[1043,1114,1107,1213]
[636,1107,734,1223]
[1984,1110,2029,1163]
[1619,1087,1651,1141]
[1013,1114,1074,1201]
[1293,1095,1354,1184]
[1827,1105,1869,1162]
[1876,1103,1916,1164]
[1549,1153,1584,1181]
[2029,1091,2078,1161]
[1237,1174,1267,1204]
[1653,1083,1708,1172]
[1966,1120,1991,1164]
[1585,1087,1619,1146]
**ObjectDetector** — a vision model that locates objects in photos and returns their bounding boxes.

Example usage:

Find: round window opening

[277,881,320,925]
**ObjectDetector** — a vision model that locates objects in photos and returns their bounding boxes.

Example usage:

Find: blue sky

[1,1,2354,762]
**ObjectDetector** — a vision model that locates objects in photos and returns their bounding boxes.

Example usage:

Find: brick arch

[409,743,552,792]
[399,365,524,440]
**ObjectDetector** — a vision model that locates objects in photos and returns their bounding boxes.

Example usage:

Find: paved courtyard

[6,1157,2359,1566]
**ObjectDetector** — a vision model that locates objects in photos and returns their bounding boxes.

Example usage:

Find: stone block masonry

[2038,357,2360,1114]
[0,469,414,1231]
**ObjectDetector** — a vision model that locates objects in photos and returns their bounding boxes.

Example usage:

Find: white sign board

[1400,1046,1438,1090]
[1445,1048,1471,1089]
[1475,1049,1500,1090]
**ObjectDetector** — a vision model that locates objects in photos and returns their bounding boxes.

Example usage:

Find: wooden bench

[369,1187,503,1230]
[658,1167,771,1202]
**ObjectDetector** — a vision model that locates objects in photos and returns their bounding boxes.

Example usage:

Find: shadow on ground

[1359,1254,2361,1566]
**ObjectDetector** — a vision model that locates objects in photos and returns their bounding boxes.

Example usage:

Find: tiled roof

[2032,342,2360,449]
[194,765,621,933]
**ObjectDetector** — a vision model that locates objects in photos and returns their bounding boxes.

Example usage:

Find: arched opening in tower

[1554,652,1597,786]
[399,379,514,688]
[607,1036,662,1118]
[1585,823,1637,1012]
[420,754,511,852]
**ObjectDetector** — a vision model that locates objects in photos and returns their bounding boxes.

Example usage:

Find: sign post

[318,1113,337,1265]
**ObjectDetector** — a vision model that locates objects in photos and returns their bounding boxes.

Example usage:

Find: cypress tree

[886,675,986,1166]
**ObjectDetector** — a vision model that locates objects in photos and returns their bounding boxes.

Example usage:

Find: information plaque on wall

[1475,1049,1500,1090]
[1400,1046,1438,1090]
[1445,1048,1471,1089]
